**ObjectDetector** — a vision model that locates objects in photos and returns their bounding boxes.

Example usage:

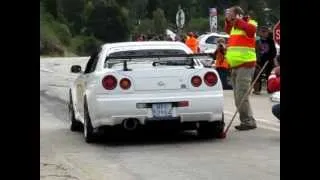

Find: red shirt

[267,67,280,93]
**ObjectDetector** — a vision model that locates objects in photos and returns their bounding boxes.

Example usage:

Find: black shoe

[235,124,257,131]
[223,85,233,90]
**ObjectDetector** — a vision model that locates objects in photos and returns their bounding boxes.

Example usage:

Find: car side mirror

[71,65,82,73]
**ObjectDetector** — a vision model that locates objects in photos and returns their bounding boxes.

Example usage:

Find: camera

[217,43,225,49]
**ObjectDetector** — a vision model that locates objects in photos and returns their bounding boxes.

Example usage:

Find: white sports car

[68,41,225,143]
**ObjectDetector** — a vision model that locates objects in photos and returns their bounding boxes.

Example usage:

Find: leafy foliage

[40,0,279,56]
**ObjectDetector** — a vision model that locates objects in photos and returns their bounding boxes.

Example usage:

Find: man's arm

[224,20,233,34]
[233,18,256,38]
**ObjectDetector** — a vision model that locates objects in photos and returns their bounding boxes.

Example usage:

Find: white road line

[224,110,279,126]
[40,67,54,73]
[224,111,280,132]
[257,125,280,132]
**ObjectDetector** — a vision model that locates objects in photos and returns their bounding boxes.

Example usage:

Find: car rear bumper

[88,91,224,128]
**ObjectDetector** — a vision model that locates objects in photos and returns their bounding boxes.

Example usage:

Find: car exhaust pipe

[122,118,139,131]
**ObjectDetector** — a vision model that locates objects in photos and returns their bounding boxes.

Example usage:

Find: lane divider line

[224,110,279,126]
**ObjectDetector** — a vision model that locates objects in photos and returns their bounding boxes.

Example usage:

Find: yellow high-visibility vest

[225,19,258,68]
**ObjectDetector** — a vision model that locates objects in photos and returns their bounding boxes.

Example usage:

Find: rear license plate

[152,103,172,118]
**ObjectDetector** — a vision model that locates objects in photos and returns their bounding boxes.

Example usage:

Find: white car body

[276,44,280,55]
[270,91,280,103]
[198,33,230,53]
[69,41,224,142]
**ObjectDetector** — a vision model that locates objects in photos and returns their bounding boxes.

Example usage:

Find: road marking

[224,110,280,132]
[224,110,279,126]
[257,125,280,132]
[40,67,54,73]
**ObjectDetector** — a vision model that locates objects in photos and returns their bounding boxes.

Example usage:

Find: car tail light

[178,101,189,107]
[191,76,202,87]
[102,75,117,90]
[120,78,131,90]
[204,72,218,86]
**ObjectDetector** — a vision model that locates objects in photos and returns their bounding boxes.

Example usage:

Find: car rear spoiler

[105,53,214,71]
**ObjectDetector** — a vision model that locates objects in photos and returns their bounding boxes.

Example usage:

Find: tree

[87,0,130,42]
[128,0,149,22]
[57,0,85,35]
[186,17,209,33]
[136,18,155,35]
[152,8,167,34]
[146,0,164,18]
[42,0,59,18]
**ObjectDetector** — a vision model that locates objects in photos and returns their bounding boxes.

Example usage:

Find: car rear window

[105,49,188,68]
[205,36,228,44]
[205,36,216,44]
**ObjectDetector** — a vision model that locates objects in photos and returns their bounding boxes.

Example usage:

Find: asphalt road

[40,57,280,180]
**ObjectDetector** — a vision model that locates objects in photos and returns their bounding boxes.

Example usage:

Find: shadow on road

[92,130,223,147]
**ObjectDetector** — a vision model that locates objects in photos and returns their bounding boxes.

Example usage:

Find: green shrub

[40,17,65,56]
[70,36,102,56]
[51,22,72,45]
[40,12,69,56]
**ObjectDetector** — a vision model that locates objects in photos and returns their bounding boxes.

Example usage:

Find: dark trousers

[217,68,232,90]
[272,104,280,120]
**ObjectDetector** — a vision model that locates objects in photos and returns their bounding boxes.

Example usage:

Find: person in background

[224,6,258,131]
[166,35,173,41]
[136,34,144,41]
[253,26,277,95]
[267,55,280,120]
[174,35,181,42]
[185,32,199,53]
[213,38,232,90]
[181,34,189,43]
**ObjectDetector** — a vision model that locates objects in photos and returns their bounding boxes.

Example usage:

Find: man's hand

[225,8,236,22]
[225,9,231,21]
[235,14,243,19]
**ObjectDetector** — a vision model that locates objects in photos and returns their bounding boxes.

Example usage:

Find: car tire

[83,99,97,143]
[198,114,225,139]
[69,92,82,132]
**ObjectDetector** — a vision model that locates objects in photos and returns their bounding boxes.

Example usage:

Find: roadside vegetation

[40,0,279,56]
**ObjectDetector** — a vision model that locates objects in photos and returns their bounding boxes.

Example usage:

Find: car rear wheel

[83,99,97,143]
[69,93,82,132]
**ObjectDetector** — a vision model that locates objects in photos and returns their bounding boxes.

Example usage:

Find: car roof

[197,35,207,41]
[101,41,193,55]
[199,33,229,39]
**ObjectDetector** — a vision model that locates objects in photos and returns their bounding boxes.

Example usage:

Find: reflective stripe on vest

[228,35,255,48]
[226,19,257,68]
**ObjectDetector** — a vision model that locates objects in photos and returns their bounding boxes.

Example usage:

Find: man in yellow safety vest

[225,6,258,131]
